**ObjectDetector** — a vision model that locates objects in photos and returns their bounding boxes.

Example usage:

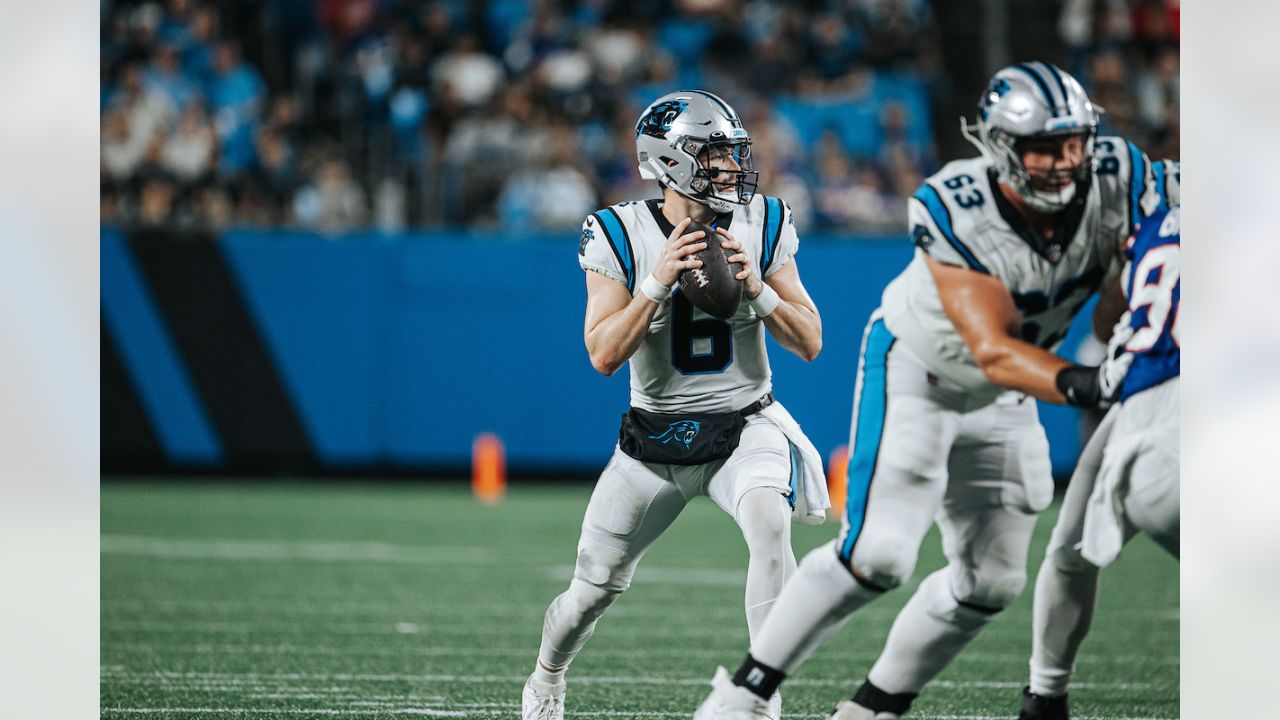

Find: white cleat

[522,675,565,720]
[826,699,900,720]
[693,666,775,720]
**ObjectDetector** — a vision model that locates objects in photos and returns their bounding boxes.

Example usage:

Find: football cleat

[1018,686,1069,720]
[826,699,900,720]
[693,666,775,720]
[521,675,565,720]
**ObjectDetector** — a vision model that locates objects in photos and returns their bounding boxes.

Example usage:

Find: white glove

[1098,311,1135,406]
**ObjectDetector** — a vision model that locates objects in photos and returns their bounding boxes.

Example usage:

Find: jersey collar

[987,170,1090,263]
[646,199,734,236]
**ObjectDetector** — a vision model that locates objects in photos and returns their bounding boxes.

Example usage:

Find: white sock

[1029,551,1099,696]
[750,540,884,673]
[738,489,798,641]
[534,578,618,684]
[866,568,994,694]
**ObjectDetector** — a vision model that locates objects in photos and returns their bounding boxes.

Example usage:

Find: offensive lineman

[695,62,1179,719]
[1019,205,1181,720]
[521,89,828,720]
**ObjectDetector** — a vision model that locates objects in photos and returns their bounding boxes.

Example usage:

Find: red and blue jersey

[1121,206,1180,401]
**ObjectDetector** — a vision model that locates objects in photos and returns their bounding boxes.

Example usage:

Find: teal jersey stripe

[1127,140,1149,230]
[594,209,635,291]
[839,318,895,564]
[914,184,989,274]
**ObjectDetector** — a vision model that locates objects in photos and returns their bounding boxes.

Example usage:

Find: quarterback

[1019,205,1181,720]
[696,62,1179,719]
[521,89,827,720]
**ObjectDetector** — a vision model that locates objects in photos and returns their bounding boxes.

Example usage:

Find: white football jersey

[881,136,1180,400]
[578,194,799,413]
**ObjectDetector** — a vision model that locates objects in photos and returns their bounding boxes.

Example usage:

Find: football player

[521,89,827,720]
[694,62,1179,719]
[1019,205,1180,720]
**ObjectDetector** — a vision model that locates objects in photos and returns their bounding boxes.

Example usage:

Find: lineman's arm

[926,254,1072,403]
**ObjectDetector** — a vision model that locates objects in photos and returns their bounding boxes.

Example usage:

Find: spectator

[162,102,216,184]
[206,41,265,176]
[293,158,369,233]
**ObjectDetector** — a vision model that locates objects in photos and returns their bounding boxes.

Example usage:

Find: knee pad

[573,540,635,593]
[849,534,917,591]
[564,577,619,620]
[738,488,791,548]
[952,565,1026,611]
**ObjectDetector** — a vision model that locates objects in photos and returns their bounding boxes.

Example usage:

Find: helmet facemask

[985,125,1095,213]
[685,138,758,213]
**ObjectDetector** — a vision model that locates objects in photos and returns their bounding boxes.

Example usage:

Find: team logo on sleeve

[636,100,688,139]
[911,224,935,250]
[648,420,702,450]
[579,223,594,256]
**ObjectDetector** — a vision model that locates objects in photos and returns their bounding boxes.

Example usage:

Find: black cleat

[1018,686,1068,720]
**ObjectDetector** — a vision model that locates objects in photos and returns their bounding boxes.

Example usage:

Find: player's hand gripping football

[718,229,764,299]
[652,217,708,287]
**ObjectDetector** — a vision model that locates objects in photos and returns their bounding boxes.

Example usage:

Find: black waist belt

[741,392,776,417]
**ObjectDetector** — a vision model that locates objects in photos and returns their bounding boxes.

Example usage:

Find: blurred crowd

[100,0,1178,236]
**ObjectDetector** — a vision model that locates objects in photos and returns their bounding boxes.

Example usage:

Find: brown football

[678,221,743,319]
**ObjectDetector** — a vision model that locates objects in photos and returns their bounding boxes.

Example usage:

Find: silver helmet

[635,89,758,213]
[968,61,1100,213]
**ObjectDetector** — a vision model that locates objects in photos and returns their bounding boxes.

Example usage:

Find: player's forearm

[972,337,1071,403]
[585,297,658,376]
[762,301,822,361]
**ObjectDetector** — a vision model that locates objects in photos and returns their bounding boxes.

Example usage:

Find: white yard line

[100,535,494,565]
[100,708,1176,720]
[100,669,1174,692]
[103,640,1180,666]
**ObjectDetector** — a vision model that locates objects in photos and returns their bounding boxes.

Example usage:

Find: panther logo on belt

[648,420,702,450]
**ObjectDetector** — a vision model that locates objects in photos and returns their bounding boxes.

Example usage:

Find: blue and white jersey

[577,195,800,413]
[879,136,1179,402]
[1120,206,1180,401]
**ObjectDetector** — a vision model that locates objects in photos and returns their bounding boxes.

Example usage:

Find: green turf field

[101,482,1178,719]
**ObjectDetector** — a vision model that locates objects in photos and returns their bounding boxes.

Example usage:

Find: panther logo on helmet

[636,100,689,139]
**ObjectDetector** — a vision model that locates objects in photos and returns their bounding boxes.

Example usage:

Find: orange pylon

[472,433,506,505]
[827,445,849,518]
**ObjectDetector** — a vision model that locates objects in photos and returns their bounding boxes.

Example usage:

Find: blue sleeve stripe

[913,184,989,274]
[595,209,635,291]
[1152,161,1169,211]
[760,196,783,273]
[1127,140,1148,229]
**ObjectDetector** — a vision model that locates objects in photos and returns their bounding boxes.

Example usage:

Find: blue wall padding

[113,229,1090,476]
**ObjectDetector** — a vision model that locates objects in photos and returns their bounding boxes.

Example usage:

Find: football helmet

[964,61,1100,213]
[635,90,758,213]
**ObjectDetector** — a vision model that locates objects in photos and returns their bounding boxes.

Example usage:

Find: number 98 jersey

[879,135,1179,403]
[1120,205,1180,402]
[577,195,799,413]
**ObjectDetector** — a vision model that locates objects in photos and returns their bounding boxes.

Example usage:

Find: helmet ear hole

[660,156,680,168]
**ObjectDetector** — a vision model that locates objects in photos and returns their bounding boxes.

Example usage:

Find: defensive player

[521,89,827,720]
[695,62,1179,719]
[1019,205,1180,720]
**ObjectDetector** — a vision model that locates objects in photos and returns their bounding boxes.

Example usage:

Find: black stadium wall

[101,227,1093,478]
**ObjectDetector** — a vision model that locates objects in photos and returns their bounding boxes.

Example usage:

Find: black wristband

[1055,364,1101,408]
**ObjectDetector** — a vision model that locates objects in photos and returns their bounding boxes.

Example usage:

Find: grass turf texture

[102,482,1178,719]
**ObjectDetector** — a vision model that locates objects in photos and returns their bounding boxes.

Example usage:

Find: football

[678,221,743,319]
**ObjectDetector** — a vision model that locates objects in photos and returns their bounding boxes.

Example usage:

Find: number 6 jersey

[578,195,799,414]
[880,135,1179,402]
